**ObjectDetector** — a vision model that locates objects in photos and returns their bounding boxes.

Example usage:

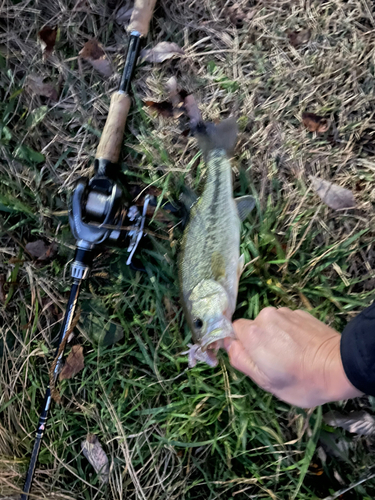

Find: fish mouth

[183,344,219,368]
[200,318,234,351]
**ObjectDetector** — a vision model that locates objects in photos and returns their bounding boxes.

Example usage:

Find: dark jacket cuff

[340,302,375,396]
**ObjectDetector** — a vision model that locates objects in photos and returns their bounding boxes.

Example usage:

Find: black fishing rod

[21,0,157,497]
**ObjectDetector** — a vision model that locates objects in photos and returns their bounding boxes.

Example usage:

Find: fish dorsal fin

[235,195,256,222]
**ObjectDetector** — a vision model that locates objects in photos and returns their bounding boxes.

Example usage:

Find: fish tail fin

[194,117,238,156]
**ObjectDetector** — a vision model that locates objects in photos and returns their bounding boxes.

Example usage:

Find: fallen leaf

[26,240,58,261]
[81,434,109,483]
[0,274,6,303]
[116,5,133,25]
[166,76,178,101]
[310,176,356,211]
[144,77,187,118]
[79,39,113,77]
[59,345,84,380]
[308,462,324,476]
[226,3,255,28]
[166,76,187,111]
[8,257,24,264]
[25,74,58,100]
[288,28,311,47]
[140,41,184,63]
[73,0,90,11]
[50,310,81,403]
[25,241,44,259]
[302,112,330,133]
[144,100,174,117]
[38,26,57,60]
[324,410,375,436]
[184,94,203,128]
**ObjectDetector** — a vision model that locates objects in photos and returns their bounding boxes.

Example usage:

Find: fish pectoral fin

[179,186,199,228]
[180,186,199,211]
[238,254,245,279]
[235,195,256,221]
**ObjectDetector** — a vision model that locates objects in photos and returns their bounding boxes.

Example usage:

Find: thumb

[224,338,261,383]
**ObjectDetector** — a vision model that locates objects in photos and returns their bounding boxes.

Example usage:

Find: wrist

[323,335,363,403]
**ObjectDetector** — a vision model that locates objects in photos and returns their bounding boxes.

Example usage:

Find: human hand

[224,307,362,407]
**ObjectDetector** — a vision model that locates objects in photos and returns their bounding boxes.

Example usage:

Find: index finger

[232,318,263,350]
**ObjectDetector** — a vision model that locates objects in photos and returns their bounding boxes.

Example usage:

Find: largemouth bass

[179,118,255,367]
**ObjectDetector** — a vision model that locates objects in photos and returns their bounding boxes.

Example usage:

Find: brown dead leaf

[73,0,90,11]
[38,26,57,60]
[116,5,133,25]
[166,76,187,112]
[184,94,203,128]
[59,345,84,381]
[25,74,58,100]
[140,42,184,63]
[0,274,6,304]
[310,176,356,211]
[144,100,174,117]
[302,112,330,133]
[81,434,109,483]
[144,77,187,118]
[26,240,58,261]
[8,257,25,264]
[79,39,113,77]
[288,28,311,47]
[50,309,81,403]
[226,3,255,28]
[324,410,375,436]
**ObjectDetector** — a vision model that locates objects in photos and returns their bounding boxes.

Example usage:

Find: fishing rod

[21,1,157,497]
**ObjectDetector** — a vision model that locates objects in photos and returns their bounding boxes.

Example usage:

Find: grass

[1,0,375,498]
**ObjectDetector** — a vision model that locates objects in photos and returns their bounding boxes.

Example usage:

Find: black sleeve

[340,302,375,395]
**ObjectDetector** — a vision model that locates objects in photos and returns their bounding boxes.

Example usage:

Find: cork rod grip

[128,0,157,37]
[95,92,131,164]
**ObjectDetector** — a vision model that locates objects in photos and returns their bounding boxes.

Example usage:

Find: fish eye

[193,318,203,329]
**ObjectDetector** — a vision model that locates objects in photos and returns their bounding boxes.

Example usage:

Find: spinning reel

[69,163,151,281]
